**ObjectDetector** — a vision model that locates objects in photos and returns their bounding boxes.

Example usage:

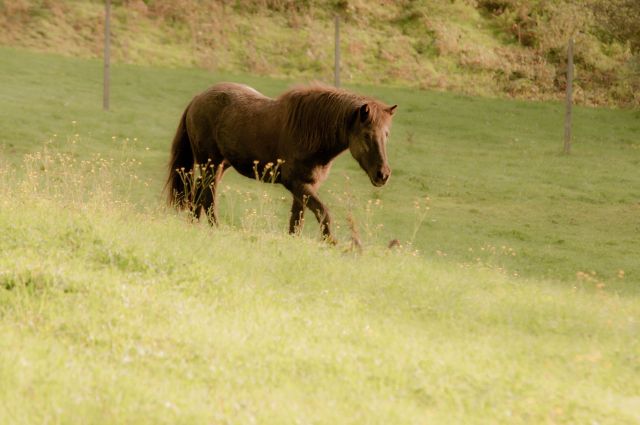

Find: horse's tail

[166,104,193,208]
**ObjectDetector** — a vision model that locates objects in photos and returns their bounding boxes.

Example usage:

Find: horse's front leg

[288,182,335,243]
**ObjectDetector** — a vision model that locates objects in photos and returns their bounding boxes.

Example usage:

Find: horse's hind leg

[289,196,305,235]
[192,177,211,221]
[196,159,229,226]
[190,118,228,225]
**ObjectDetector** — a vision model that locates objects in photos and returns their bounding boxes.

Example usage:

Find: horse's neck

[303,119,348,162]
[314,140,349,165]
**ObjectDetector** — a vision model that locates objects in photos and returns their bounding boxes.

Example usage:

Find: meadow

[0,48,639,423]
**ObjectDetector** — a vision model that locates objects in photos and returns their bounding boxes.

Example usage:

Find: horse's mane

[278,84,387,152]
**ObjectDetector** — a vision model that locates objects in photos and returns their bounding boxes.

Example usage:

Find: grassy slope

[1,48,639,287]
[1,196,639,424]
[0,49,639,423]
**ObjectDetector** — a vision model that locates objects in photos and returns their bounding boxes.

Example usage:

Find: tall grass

[1,130,639,424]
[3,129,399,250]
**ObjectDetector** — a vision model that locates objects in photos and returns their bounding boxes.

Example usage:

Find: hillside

[2,48,639,286]
[3,166,639,424]
[1,43,639,423]
[1,0,639,107]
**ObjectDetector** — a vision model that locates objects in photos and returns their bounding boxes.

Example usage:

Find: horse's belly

[215,106,283,179]
[230,160,257,179]
[221,142,282,181]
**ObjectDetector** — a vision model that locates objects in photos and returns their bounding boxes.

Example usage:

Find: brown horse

[166,82,397,240]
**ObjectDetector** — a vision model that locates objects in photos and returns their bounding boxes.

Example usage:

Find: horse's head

[348,102,397,187]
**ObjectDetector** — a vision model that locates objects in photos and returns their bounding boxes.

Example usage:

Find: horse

[166,82,397,241]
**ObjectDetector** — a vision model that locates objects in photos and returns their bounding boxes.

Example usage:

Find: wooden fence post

[334,15,340,88]
[103,0,111,111]
[563,37,574,155]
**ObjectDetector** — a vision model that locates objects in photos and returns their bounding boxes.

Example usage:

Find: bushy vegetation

[1,0,639,106]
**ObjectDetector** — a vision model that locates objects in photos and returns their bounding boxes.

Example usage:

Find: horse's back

[198,82,269,103]
[187,82,270,136]
[186,82,283,177]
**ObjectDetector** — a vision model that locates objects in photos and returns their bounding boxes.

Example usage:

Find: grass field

[2,47,639,287]
[1,48,639,423]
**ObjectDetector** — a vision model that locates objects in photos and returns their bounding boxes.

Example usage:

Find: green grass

[2,47,638,288]
[1,195,639,424]
[1,48,639,423]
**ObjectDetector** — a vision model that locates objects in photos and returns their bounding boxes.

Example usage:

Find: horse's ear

[359,104,370,123]
[387,105,398,115]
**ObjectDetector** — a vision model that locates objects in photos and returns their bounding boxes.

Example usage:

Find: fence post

[334,15,340,88]
[103,0,111,111]
[563,37,574,155]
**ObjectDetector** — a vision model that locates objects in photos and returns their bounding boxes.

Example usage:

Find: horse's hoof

[388,239,401,249]
[324,235,338,246]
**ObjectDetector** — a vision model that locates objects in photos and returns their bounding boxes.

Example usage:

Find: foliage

[591,0,640,53]
[1,0,639,106]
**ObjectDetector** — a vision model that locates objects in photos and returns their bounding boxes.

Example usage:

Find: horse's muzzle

[371,167,391,187]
